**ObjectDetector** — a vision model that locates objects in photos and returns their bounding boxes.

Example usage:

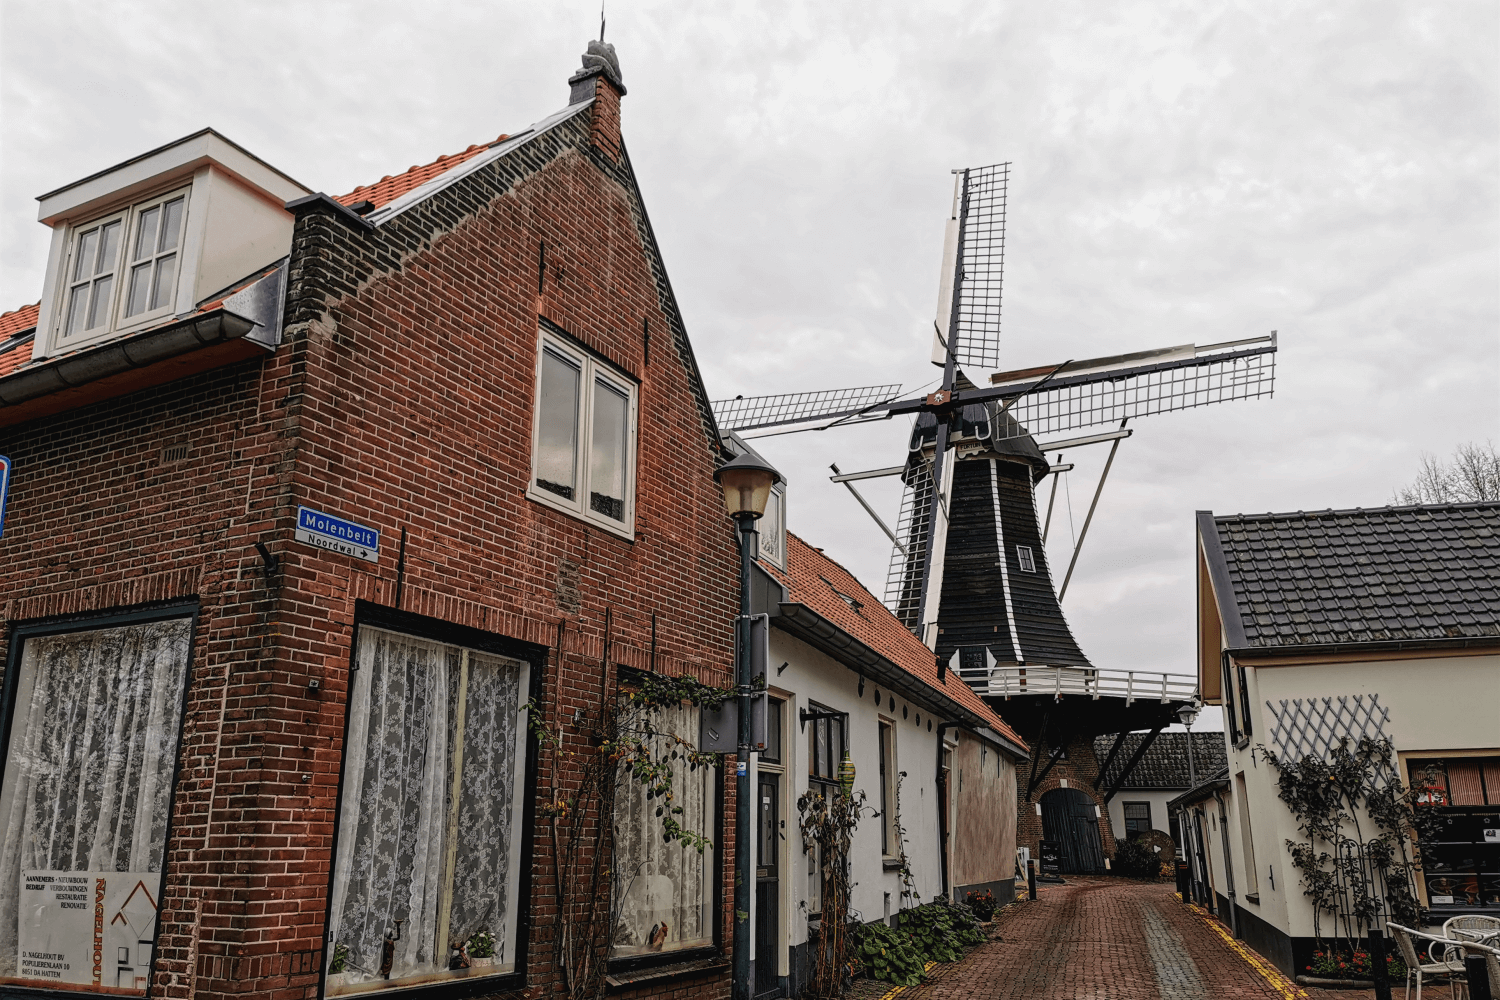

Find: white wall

[1221,652,1500,939]
[1104,789,1181,845]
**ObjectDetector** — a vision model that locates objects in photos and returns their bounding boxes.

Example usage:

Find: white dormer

[31,129,310,360]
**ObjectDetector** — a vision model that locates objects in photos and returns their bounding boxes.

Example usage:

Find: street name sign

[294,506,379,563]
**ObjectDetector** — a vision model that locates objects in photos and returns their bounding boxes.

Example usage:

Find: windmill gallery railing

[962,664,1198,704]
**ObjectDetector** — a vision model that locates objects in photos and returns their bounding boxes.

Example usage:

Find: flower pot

[469,957,495,969]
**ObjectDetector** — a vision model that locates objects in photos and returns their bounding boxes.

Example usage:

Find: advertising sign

[293,506,380,563]
[17,870,159,992]
[1038,839,1063,876]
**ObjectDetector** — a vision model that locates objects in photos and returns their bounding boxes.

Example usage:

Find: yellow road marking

[872,960,940,1000]
[1186,901,1307,999]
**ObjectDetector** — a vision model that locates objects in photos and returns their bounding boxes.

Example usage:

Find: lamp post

[714,449,781,1000]
[1177,700,1200,788]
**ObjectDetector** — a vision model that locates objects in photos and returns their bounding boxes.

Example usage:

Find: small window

[58,187,190,345]
[1123,801,1152,838]
[757,486,786,570]
[878,720,898,856]
[1016,545,1036,573]
[529,331,638,535]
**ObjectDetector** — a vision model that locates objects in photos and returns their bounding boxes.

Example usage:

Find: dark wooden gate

[1040,787,1106,874]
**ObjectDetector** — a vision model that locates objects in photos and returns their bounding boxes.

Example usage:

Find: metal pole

[1041,454,1062,543]
[1027,859,1038,900]
[1058,420,1128,602]
[1367,927,1391,1000]
[831,463,906,556]
[732,513,755,1000]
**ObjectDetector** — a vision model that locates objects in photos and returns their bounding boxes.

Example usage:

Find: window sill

[605,955,728,992]
[1244,893,1260,905]
[526,486,635,542]
[883,858,903,871]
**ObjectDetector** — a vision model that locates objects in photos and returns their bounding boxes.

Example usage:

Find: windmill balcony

[964,664,1198,705]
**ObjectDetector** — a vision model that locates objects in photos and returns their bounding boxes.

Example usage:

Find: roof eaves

[774,601,989,734]
[1228,634,1500,659]
[363,100,592,227]
[1199,510,1248,647]
[1166,769,1231,810]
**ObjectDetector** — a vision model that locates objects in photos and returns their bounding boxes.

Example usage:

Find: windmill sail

[711,384,902,434]
[932,163,1009,370]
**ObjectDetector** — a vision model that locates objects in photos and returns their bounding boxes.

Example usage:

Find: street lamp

[714,449,780,1000]
[1178,700,1201,788]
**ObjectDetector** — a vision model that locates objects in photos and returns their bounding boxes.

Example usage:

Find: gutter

[774,602,1026,746]
[1226,635,1500,660]
[0,262,285,418]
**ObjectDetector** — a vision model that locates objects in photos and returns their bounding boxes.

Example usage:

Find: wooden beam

[1101,724,1165,805]
[1093,731,1130,790]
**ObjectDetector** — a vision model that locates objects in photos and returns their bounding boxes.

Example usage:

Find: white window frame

[757,485,787,571]
[1016,545,1036,573]
[878,717,898,859]
[50,185,194,352]
[527,329,638,539]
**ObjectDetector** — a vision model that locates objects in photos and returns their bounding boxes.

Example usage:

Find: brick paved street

[891,877,1467,1000]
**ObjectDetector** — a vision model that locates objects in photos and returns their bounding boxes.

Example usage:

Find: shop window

[529,329,638,536]
[326,627,532,993]
[1123,802,1152,839]
[0,610,195,995]
[1407,755,1500,910]
[610,700,716,961]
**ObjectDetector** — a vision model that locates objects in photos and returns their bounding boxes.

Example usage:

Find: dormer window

[60,188,189,342]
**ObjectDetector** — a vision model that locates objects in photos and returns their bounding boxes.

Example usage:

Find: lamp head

[714,449,781,518]
[1177,702,1200,727]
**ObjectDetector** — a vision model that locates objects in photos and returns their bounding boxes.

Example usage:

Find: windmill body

[712,163,1276,876]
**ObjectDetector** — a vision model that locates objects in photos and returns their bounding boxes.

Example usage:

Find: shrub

[855,920,925,986]
[1112,838,1159,880]
[898,897,985,964]
[965,889,998,922]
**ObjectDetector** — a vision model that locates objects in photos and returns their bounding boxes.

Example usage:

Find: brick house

[0,40,740,1000]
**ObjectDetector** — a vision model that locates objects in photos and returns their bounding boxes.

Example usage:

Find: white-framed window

[0,611,195,995]
[56,187,190,346]
[1015,545,1036,573]
[757,485,786,570]
[529,330,638,537]
[326,627,532,993]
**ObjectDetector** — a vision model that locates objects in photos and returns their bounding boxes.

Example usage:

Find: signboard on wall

[294,506,379,563]
[17,870,159,992]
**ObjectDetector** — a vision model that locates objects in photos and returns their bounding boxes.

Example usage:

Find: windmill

[713,165,1277,869]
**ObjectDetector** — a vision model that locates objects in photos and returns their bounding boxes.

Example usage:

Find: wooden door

[754,772,781,1000]
[1040,788,1106,874]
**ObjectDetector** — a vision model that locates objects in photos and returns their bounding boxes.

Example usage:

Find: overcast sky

[3,2,1497,729]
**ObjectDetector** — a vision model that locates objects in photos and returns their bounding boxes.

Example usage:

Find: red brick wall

[1015,735,1118,866]
[0,92,735,1000]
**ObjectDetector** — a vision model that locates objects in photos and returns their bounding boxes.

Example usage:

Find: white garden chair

[1388,923,1469,1000]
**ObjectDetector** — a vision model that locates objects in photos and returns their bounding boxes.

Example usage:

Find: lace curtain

[0,618,193,983]
[610,700,713,957]
[327,628,528,991]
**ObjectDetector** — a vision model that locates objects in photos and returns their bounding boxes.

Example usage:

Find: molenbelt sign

[294,506,380,563]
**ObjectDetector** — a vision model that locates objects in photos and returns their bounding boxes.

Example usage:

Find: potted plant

[326,943,350,988]
[964,889,997,923]
[466,929,497,969]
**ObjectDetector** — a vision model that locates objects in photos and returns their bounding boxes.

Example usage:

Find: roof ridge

[1217,501,1500,523]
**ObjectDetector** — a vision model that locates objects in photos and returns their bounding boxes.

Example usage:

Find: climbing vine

[1259,735,1434,954]
[529,669,732,1000]
[797,784,871,998]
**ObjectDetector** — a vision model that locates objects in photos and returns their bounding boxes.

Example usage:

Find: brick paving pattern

[878,877,1467,1000]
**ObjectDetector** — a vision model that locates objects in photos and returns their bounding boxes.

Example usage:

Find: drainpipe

[1216,792,1239,938]
[935,721,963,900]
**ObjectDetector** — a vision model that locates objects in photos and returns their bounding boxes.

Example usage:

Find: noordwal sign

[294,506,379,563]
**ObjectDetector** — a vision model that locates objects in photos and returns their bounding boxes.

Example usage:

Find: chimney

[567,40,625,163]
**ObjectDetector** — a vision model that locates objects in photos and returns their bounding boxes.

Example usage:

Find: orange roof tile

[769,533,1027,750]
[335,136,508,210]
[0,304,39,379]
